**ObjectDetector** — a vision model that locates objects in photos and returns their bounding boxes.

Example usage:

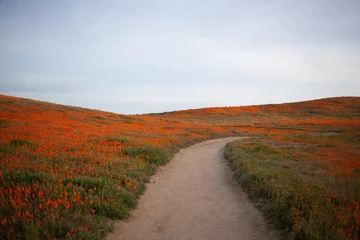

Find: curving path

[107,137,278,240]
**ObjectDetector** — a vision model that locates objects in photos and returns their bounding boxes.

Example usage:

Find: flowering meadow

[225,120,360,239]
[0,94,359,239]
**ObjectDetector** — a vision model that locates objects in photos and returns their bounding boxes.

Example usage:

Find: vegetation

[0,94,359,239]
[0,95,232,239]
[225,126,360,239]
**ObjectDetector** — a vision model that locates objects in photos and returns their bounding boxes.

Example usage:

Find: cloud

[191,39,360,83]
[0,0,359,113]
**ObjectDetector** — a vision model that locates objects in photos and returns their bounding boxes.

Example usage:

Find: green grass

[1,95,358,239]
[0,119,9,127]
[103,136,130,144]
[4,171,54,184]
[224,137,359,239]
[123,146,169,165]
[0,144,164,239]
[8,139,38,148]
[0,140,40,159]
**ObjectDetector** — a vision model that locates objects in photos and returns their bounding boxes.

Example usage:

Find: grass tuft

[123,146,168,165]
[4,171,54,184]
[104,136,130,144]
[63,177,105,191]
[8,139,38,148]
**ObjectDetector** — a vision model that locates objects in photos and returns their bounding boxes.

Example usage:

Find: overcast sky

[0,0,359,114]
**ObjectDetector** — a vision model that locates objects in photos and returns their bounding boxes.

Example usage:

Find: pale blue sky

[1,0,359,113]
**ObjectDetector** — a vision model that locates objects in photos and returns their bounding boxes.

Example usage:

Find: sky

[0,0,359,114]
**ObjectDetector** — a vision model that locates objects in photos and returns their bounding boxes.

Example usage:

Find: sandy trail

[107,137,278,240]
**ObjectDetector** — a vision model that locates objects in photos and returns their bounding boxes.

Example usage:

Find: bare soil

[107,137,278,240]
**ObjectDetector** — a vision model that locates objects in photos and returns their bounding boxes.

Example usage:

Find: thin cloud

[0,0,359,113]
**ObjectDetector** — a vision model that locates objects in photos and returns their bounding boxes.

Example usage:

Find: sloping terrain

[153,97,360,133]
[0,94,359,239]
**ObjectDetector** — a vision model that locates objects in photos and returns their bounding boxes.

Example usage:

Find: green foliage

[224,139,357,239]
[118,115,135,124]
[4,171,54,184]
[104,136,130,144]
[8,139,38,148]
[251,144,281,155]
[63,177,105,191]
[94,116,106,120]
[2,94,358,239]
[92,200,129,219]
[0,119,8,127]
[124,146,168,165]
[22,214,111,240]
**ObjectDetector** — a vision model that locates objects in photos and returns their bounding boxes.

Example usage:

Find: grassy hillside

[0,95,234,239]
[0,94,359,239]
[153,97,360,132]
[222,98,360,239]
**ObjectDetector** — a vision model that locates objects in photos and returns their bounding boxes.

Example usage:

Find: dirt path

[107,137,278,240]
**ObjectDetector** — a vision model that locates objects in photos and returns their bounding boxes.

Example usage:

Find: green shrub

[4,171,54,184]
[104,136,130,144]
[123,146,168,165]
[63,176,105,191]
[8,139,38,148]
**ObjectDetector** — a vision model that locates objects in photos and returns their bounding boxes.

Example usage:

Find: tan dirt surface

[107,137,279,240]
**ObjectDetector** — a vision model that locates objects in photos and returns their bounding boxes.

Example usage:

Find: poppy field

[0,94,359,239]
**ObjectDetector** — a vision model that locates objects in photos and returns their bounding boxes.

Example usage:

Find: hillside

[157,97,360,119]
[0,94,359,239]
[153,97,360,132]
